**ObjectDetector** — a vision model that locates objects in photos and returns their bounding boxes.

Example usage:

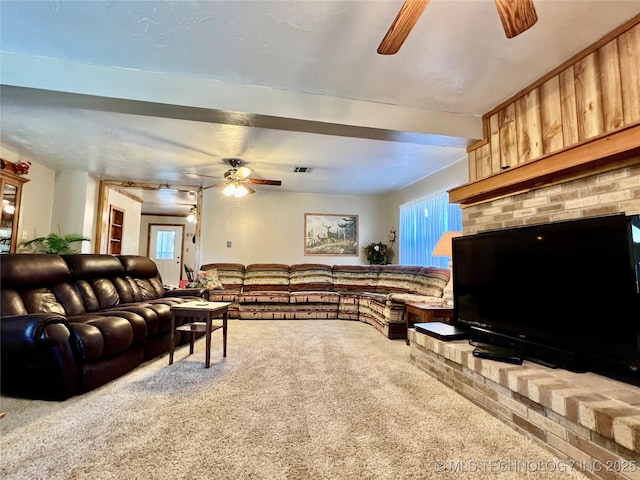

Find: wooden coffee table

[169,301,230,368]
[405,302,455,345]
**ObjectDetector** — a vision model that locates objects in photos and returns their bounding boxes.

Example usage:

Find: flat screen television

[452,214,640,385]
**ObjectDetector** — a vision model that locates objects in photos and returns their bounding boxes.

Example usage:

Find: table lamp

[432,231,462,305]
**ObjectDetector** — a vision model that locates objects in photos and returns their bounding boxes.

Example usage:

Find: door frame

[96,181,202,263]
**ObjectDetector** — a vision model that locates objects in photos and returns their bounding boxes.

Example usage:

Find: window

[399,191,462,267]
[155,230,176,260]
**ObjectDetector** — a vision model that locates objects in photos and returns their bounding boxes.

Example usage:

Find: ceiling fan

[185,158,282,198]
[377,0,538,55]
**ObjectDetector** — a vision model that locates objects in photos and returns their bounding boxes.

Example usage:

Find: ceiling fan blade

[377,0,430,55]
[236,166,252,179]
[494,0,538,39]
[247,179,282,186]
[245,184,256,195]
[185,171,222,180]
[202,182,227,190]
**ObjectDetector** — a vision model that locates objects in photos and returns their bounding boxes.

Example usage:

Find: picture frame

[304,213,359,256]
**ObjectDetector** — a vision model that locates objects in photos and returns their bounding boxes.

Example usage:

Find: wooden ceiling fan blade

[377,0,430,55]
[494,0,538,39]
[247,179,282,186]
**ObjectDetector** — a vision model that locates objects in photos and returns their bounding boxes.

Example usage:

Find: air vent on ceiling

[294,166,314,173]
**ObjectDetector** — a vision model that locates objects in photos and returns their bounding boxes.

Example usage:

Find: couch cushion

[7,287,67,317]
[63,254,124,279]
[332,265,381,293]
[117,256,166,301]
[63,254,135,309]
[0,254,72,288]
[68,314,143,362]
[0,256,74,316]
[375,265,422,294]
[243,263,290,292]
[289,264,334,292]
[118,255,159,278]
[200,263,245,293]
[412,267,450,297]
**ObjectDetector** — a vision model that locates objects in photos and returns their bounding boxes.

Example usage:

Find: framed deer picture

[304,213,359,256]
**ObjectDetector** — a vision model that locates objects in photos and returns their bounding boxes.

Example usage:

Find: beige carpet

[1,320,588,480]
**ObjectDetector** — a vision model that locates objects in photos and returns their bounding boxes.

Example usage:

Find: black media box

[414,322,469,341]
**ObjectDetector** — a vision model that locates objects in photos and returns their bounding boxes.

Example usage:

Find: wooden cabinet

[0,169,28,254]
[108,206,124,254]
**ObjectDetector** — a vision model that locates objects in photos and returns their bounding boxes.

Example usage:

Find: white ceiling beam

[0,52,483,147]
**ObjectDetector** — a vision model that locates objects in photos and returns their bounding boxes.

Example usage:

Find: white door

[149,225,184,286]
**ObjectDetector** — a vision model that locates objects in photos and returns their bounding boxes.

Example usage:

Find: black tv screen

[453,214,640,382]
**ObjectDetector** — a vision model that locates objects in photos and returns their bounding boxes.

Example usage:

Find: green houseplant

[22,231,91,254]
[364,241,388,265]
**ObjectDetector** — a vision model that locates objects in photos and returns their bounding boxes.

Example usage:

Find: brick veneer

[462,159,640,235]
[409,330,640,480]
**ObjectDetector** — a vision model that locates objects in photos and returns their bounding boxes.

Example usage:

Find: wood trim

[194,189,202,270]
[142,212,189,218]
[110,186,143,204]
[95,182,110,253]
[101,179,197,193]
[449,122,640,205]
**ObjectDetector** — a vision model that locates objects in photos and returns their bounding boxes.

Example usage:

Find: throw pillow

[197,269,224,290]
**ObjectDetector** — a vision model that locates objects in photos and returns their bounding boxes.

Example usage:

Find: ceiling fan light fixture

[234,184,250,198]
[222,183,238,197]
[222,182,252,198]
[195,159,281,195]
[186,206,198,223]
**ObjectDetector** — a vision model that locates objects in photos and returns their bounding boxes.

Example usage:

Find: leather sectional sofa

[1,254,208,400]
[202,263,450,339]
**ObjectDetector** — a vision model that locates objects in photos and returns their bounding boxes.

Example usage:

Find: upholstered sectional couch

[1,254,208,400]
[202,263,450,339]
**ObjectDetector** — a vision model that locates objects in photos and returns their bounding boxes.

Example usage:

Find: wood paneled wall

[467,19,640,183]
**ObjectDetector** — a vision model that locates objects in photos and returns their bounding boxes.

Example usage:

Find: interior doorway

[96,181,202,271]
[148,224,184,286]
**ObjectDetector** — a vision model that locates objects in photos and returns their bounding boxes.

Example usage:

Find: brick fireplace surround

[409,161,640,480]
[409,331,640,480]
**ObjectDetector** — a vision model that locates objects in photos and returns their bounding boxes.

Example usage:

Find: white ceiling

[1,1,639,215]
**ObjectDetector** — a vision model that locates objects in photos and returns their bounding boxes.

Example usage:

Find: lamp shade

[432,231,462,257]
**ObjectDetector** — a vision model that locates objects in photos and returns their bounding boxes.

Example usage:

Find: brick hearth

[409,329,640,480]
